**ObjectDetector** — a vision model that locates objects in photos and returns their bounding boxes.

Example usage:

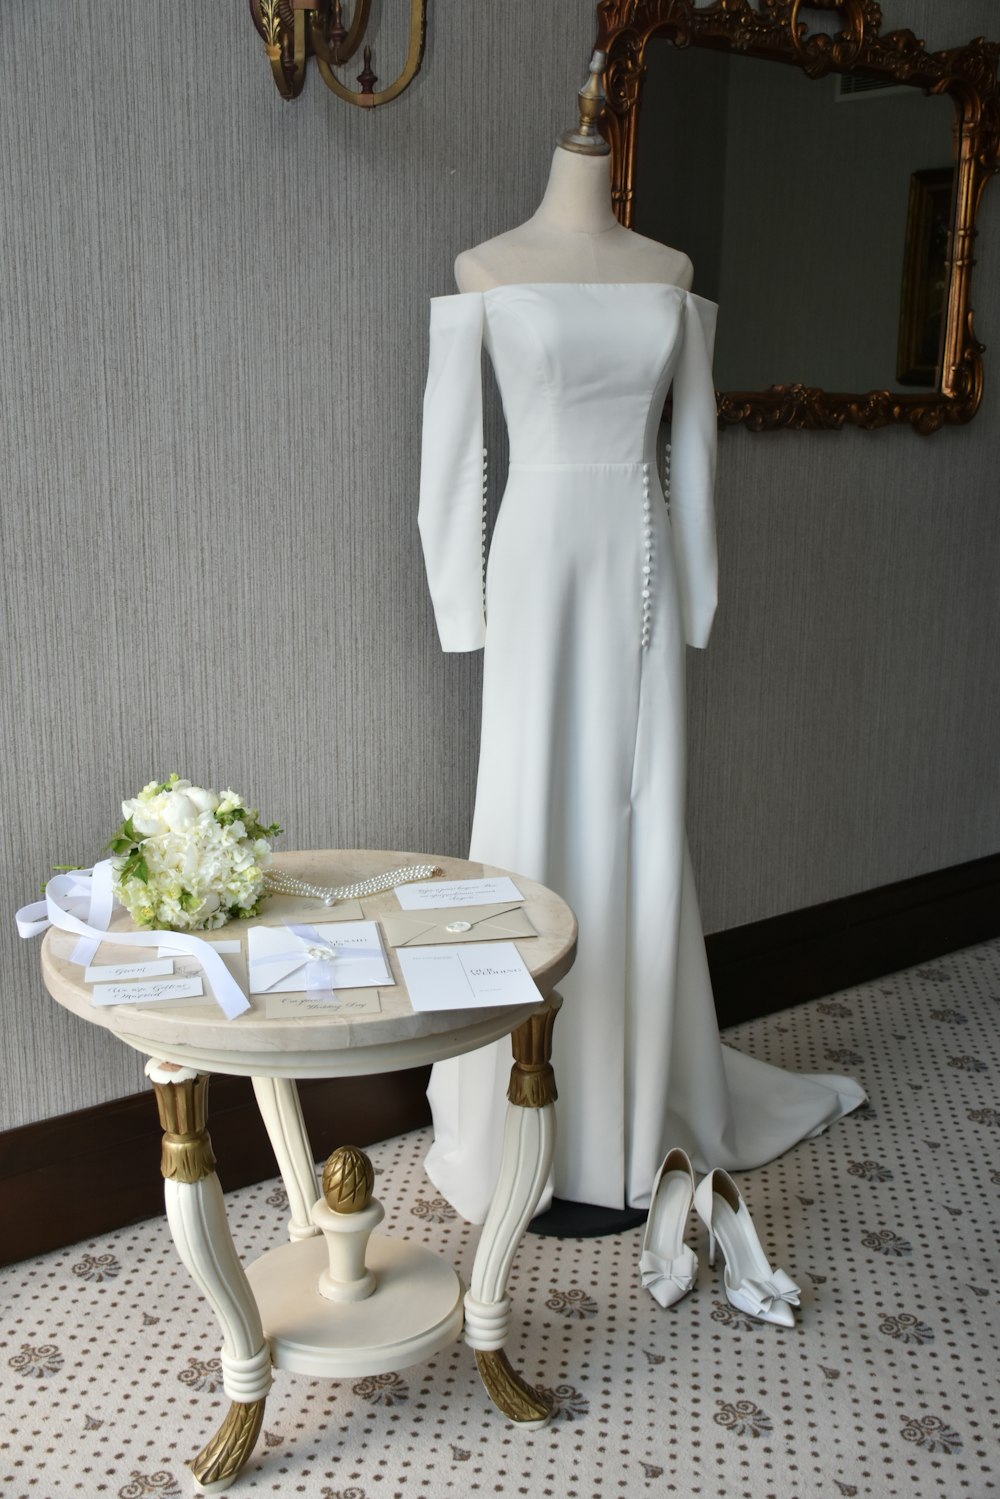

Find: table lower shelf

[245,1234,465,1378]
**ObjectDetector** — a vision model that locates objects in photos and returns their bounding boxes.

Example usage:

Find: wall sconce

[248,0,426,106]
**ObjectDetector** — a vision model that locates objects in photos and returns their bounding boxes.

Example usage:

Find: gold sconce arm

[248,0,427,109]
[309,0,373,68]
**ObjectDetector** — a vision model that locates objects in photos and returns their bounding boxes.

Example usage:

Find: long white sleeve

[669,292,719,650]
[417,293,487,653]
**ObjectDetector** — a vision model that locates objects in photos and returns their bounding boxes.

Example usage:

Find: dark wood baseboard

[0,1068,431,1267]
[3,851,998,1265]
[706,850,1000,1028]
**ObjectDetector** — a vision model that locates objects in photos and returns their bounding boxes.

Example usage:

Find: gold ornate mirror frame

[595,0,1000,433]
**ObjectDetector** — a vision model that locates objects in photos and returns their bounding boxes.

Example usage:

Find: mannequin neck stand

[529,149,620,236]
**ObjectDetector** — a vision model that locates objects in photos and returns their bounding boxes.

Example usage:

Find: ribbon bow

[735,1269,801,1318]
[639,1244,697,1308]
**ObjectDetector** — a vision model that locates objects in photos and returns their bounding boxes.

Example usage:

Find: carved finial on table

[314,1145,384,1302]
[322,1145,375,1214]
[560,50,610,156]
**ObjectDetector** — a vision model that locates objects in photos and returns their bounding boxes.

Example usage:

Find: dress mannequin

[420,56,864,1237]
[431,55,701,1236]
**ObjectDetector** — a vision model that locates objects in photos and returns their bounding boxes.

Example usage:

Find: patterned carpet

[2,941,999,1499]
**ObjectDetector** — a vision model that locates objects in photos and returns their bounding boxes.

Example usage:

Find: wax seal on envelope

[382,903,537,948]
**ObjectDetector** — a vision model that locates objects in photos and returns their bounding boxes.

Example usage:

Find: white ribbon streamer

[70,858,114,968]
[16,860,251,1021]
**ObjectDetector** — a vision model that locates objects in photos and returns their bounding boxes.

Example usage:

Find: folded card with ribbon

[381,902,536,949]
[247,921,391,996]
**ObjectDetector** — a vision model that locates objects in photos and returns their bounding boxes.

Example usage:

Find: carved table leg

[465,993,562,1427]
[251,1077,321,1241]
[146,1061,272,1494]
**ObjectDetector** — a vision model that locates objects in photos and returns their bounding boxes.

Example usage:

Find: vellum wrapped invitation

[247,920,391,995]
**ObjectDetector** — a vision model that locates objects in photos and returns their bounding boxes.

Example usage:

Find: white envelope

[247,921,391,994]
[382,902,536,948]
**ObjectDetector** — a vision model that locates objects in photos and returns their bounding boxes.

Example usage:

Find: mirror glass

[633,42,958,393]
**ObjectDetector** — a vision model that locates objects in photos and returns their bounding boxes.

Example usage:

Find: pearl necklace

[263,863,443,907]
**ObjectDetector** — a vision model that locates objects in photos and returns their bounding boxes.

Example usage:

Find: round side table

[39,849,577,1494]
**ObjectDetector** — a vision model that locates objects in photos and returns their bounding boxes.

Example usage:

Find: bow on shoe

[735,1269,801,1318]
[639,1244,697,1308]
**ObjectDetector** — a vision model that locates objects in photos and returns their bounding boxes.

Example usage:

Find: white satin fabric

[418,284,864,1223]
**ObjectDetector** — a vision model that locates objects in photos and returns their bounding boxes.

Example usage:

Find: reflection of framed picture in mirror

[897,168,955,389]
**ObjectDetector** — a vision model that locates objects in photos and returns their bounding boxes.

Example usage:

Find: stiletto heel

[639,1148,698,1309]
[693,1168,800,1328]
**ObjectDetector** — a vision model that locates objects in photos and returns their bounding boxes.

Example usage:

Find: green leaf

[119,849,149,885]
[214,805,248,829]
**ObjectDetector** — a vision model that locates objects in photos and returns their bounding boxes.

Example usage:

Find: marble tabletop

[40,849,577,1078]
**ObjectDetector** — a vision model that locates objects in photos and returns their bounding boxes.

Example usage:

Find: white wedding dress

[417,283,864,1223]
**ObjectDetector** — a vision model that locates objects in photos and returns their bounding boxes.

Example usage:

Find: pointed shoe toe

[639,1243,697,1308]
[766,1299,796,1329]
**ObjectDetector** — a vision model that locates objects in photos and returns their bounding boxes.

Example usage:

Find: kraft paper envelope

[381,902,536,949]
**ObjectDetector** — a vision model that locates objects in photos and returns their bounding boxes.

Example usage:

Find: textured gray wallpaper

[1,0,998,1129]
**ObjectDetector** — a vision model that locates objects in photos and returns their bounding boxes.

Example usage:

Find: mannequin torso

[455,149,693,292]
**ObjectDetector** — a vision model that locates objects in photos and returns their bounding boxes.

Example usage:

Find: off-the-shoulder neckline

[432,282,692,301]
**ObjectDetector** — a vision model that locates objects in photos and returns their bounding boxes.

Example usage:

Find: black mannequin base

[527,1197,648,1239]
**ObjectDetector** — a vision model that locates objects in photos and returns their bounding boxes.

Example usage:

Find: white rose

[162,792,197,832]
[187,786,220,814]
[132,808,166,837]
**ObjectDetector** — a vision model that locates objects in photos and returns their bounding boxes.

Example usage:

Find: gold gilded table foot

[466,994,561,1431]
[475,1349,552,1427]
[146,1061,272,1494]
[191,1397,267,1493]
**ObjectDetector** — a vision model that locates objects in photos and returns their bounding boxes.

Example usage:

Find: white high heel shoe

[693,1168,800,1328]
[639,1148,698,1308]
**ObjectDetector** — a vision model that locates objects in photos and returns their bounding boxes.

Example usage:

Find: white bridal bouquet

[107,775,281,932]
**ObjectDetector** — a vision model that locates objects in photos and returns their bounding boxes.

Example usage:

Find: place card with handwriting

[84,958,175,982]
[397,942,541,1012]
[90,976,205,1007]
[395,876,524,911]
